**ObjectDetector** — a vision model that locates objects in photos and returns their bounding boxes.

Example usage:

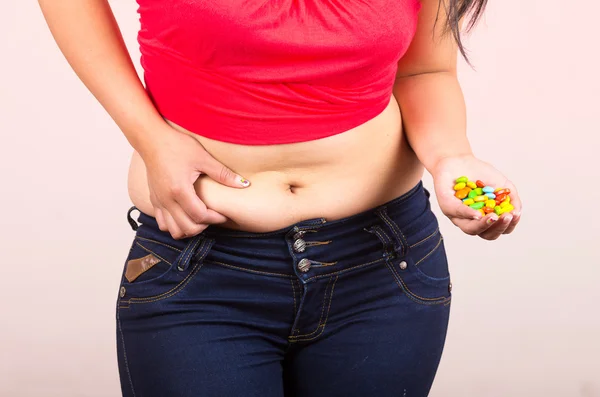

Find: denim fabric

[116,181,452,397]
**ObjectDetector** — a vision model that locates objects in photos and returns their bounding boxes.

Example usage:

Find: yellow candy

[466,181,477,189]
[500,201,511,208]
[504,196,511,204]
[453,182,466,191]
[485,200,496,208]
[503,203,515,212]
[474,195,487,202]
[462,198,475,206]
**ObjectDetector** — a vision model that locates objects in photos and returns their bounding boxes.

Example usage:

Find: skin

[38,0,521,241]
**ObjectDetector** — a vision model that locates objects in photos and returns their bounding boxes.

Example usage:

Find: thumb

[444,197,482,221]
[201,154,250,188]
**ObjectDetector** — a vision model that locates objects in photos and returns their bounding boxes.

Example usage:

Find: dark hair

[435,0,488,68]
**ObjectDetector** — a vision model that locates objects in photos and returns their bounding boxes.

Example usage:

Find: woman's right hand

[139,126,251,239]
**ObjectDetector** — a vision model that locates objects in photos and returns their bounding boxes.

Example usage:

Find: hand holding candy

[431,154,522,240]
[453,177,514,217]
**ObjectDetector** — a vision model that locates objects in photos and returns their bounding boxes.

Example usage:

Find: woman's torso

[128,95,425,232]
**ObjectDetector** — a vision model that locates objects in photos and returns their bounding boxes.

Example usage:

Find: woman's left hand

[431,154,522,240]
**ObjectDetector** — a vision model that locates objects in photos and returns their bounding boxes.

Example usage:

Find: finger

[171,184,210,224]
[479,213,513,240]
[200,154,250,189]
[154,207,169,232]
[203,208,228,225]
[444,198,483,221]
[164,202,206,238]
[503,211,521,235]
[451,213,499,236]
[162,210,185,240]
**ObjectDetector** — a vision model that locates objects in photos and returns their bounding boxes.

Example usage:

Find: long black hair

[436,0,488,67]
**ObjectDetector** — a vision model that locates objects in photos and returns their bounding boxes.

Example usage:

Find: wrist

[428,152,475,176]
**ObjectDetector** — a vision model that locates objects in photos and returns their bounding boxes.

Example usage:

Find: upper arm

[395,0,465,78]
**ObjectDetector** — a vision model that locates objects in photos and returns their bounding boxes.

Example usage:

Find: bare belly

[128,95,424,232]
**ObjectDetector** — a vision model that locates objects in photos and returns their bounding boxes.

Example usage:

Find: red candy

[476,180,485,188]
[495,188,510,196]
[495,193,508,203]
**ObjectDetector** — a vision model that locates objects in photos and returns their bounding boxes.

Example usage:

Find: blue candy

[485,193,496,199]
[482,186,495,194]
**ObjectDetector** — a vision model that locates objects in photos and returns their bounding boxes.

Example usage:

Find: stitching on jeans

[125,239,209,304]
[290,279,297,317]
[135,242,172,266]
[305,240,332,246]
[116,307,137,397]
[305,258,384,282]
[177,237,202,270]
[204,260,295,278]
[310,261,338,268]
[409,228,440,248]
[289,275,338,342]
[290,276,333,338]
[379,209,406,257]
[386,262,450,305]
[414,235,443,267]
[391,262,448,302]
[135,236,182,253]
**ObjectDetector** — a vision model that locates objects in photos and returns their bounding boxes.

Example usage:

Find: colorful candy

[454,176,515,218]
[454,187,471,199]
[454,182,466,191]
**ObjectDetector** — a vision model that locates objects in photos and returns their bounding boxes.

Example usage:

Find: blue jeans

[116,181,452,397]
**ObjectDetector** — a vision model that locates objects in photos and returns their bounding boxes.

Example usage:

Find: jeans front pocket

[118,223,214,305]
[387,229,452,306]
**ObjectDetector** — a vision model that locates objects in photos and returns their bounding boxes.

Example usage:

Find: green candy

[455,176,468,183]
[474,188,484,196]
[468,190,478,199]
[469,202,485,210]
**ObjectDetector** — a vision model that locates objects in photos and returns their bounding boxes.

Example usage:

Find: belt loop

[174,234,214,272]
[127,206,140,231]
[375,206,409,257]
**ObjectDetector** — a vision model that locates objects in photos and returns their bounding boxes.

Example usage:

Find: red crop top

[136,0,422,145]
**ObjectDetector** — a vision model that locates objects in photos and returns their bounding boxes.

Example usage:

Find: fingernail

[513,211,521,218]
[237,177,250,187]
[486,216,497,225]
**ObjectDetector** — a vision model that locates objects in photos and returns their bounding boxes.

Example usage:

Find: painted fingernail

[237,177,250,187]
[486,217,497,225]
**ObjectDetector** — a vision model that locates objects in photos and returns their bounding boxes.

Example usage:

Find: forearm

[38,0,165,156]
[393,71,473,173]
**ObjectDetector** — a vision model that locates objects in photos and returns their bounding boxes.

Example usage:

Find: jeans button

[293,239,306,253]
[399,260,408,270]
[293,231,306,240]
[297,258,311,273]
[119,286,126,298]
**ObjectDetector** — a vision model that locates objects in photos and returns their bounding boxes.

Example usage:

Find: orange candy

[476,180,485,188]
[483,206,494,214]
[454,187,471,199]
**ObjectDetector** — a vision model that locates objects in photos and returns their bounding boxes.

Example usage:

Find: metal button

[293,231,306,240]
[297,258,311,273]
[119,286,126,298]
[399,260,408,270]
[293,239,306,253]
[448,282,452,293]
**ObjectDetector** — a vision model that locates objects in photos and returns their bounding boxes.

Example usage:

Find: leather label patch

[125,254,161,282]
